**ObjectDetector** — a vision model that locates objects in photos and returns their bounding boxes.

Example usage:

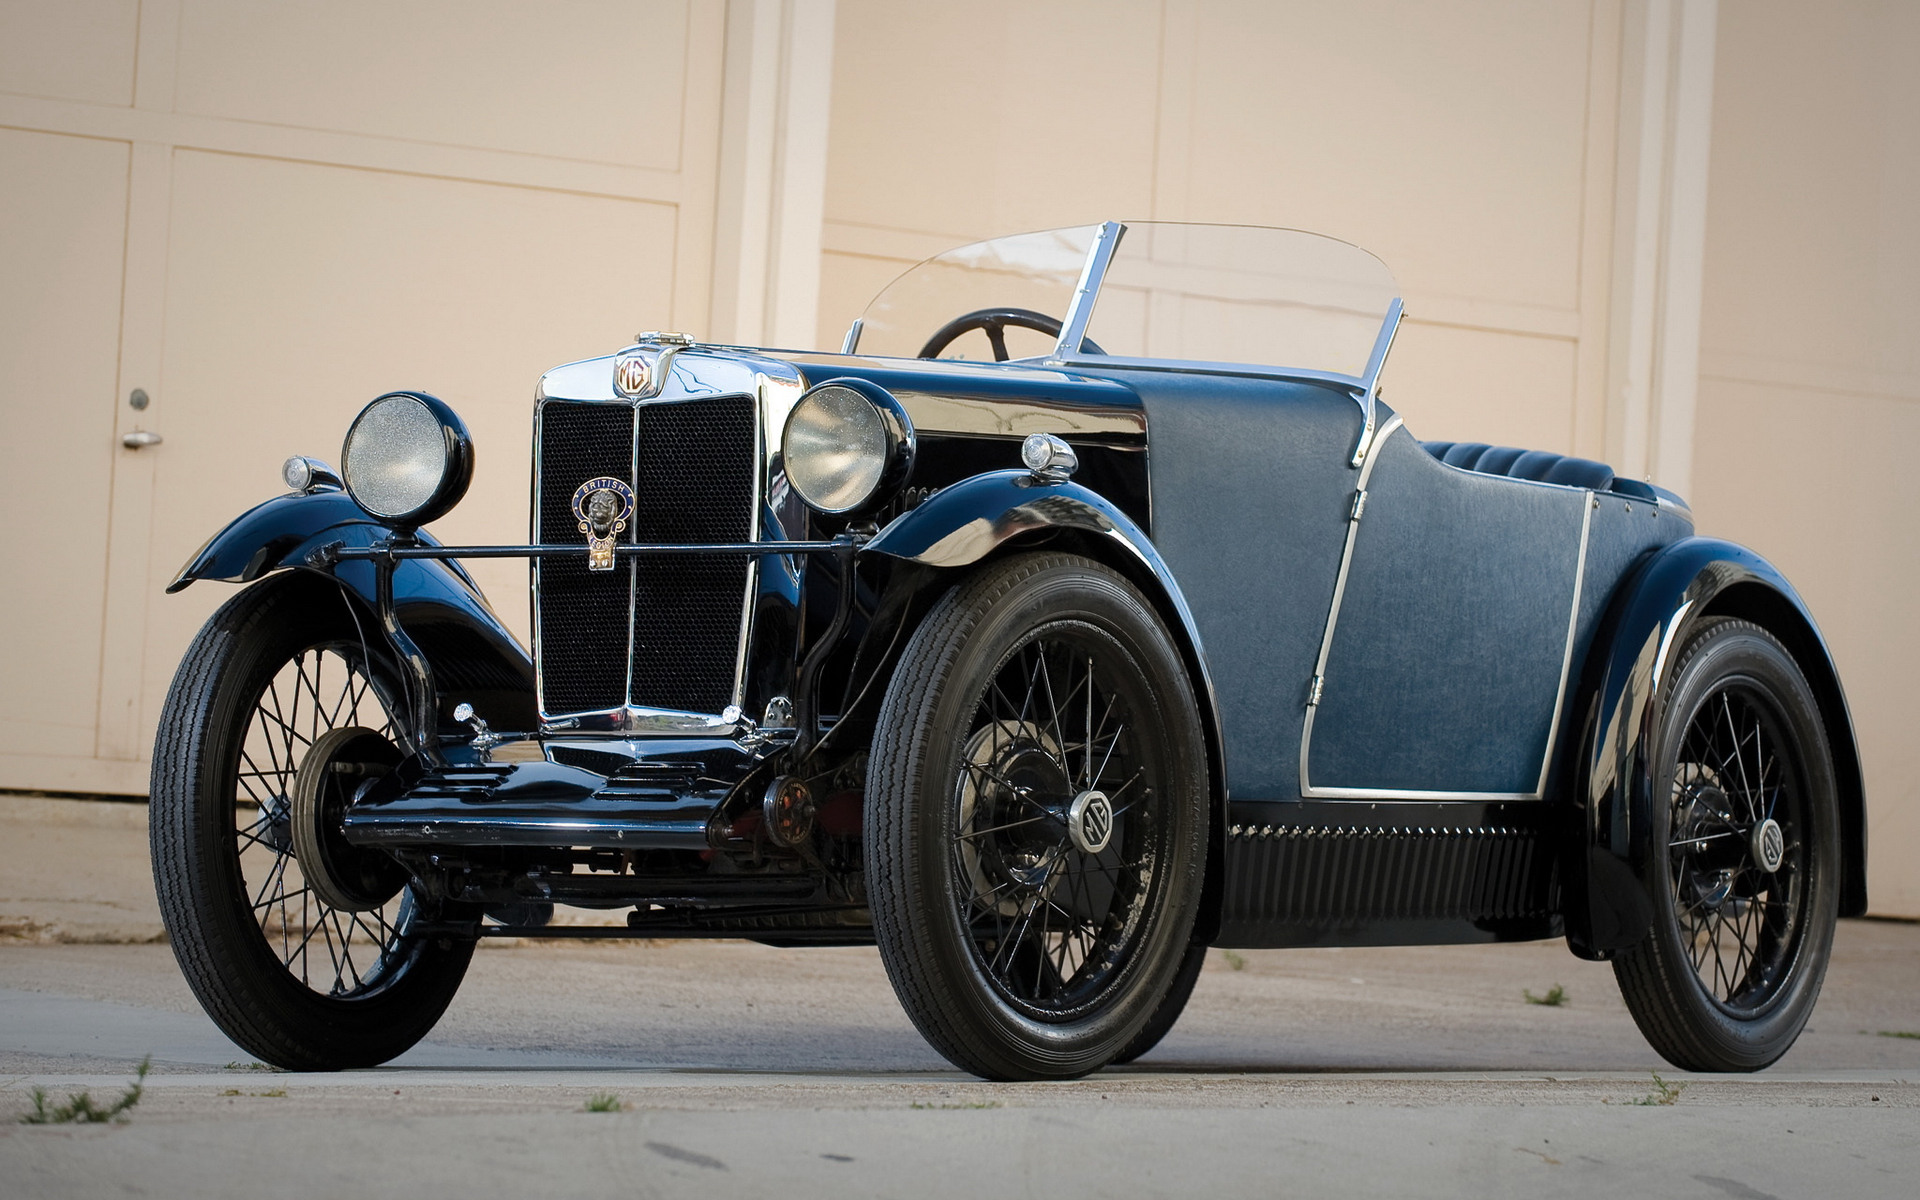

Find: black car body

[157,222,1864,1079]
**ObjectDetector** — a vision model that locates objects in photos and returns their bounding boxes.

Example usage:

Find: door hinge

[1348,488,1368,522]
[1307,674,1324,707]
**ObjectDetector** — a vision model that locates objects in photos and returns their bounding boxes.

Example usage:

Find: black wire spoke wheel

[1666,687,1805,1012]
[1614,617,1839,1072]
[237,641,409,997]
[868,553,1207,1080]
[151,575,473,1071]
[953,633,1159,1017]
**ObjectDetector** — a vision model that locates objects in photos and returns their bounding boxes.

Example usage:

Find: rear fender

[169,489,534,728]
[864,470,1229,940]
[1563,537,1866,958]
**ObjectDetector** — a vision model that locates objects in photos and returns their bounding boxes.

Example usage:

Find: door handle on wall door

[121,430,163,449]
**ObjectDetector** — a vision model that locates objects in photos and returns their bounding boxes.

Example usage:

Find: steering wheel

[916,307,1107,361]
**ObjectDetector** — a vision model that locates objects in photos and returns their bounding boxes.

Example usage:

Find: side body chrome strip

[1297,420,1595,802]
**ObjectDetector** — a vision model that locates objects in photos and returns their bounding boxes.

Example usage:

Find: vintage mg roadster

[154,222,1864,1080]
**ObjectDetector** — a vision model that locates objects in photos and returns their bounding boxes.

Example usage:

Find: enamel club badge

[570,477,634,572]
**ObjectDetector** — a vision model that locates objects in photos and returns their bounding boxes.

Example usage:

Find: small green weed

[910,1100,1001,1110]
[1221,950,1247,971]
[1632,1070,1685,1106]
[584,1092,626,1112]
[19,1058,149,1124]
[1877,1030,1920,1040]
[1523,984,1567,1007]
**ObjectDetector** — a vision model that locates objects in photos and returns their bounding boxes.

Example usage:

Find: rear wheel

[867,553,1209,1080]
[1613,618,1839,1071]
[150,574,473,1070]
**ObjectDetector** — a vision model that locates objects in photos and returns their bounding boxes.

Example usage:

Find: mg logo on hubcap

[1068,790,1114,855]
[1752,818,1786,873]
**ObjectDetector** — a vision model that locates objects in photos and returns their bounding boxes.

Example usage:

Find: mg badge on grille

[613,352,652,398]
[570,477,634,572]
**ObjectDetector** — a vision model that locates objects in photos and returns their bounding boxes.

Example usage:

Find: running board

[339,759,723,850]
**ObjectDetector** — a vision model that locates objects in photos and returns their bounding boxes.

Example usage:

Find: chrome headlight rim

[781,378,916,516]
[340,390,474,529]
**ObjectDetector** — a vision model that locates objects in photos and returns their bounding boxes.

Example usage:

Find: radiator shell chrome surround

[531,347,809,737]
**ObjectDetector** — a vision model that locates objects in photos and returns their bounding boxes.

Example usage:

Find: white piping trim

[1300,440,1596,802]
[1296,416,1401,799]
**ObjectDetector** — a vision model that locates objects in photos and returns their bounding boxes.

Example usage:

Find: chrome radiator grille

[534,396,758,718]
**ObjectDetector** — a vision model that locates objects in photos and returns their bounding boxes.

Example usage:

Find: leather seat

[1421,440,1617,491]
[1420,439,1688,508]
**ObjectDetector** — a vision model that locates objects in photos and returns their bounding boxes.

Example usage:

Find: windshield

[856,221,1399,386]
[856,224,1101,362]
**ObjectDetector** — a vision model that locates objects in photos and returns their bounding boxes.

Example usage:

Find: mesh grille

[630,396,757,714]
[535,402,633,716]
[534,395,758,718]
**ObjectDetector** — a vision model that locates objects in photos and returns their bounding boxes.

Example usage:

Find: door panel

[135,150,681,744]
[1088,372,1363,800]
[1307,424,1588,796]
[0,129,129,762]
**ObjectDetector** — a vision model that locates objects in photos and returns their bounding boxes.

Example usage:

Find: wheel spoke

[222,643,413,1003]
[949,620,1170,1019]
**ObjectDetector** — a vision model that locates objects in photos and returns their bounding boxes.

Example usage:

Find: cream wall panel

[1698,0,1919,388]
[173,0,691,168]
[0,0,139,107]
[137,151,679,744]
[1694,0,1920,914]
[823,0,1161,239]
[1378,323,1578,453]
[1691,380,1920,916]
[1168,0,1593,314]
[0,129,129,759]
[820,0,1608,454]
[816,248,916,349]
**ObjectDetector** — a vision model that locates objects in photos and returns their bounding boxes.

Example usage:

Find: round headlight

[341,391,474,528]
[781,379,914,515]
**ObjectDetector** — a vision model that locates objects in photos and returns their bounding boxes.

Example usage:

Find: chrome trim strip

[840,318,863,355]
[1297,415,1401,800]
[1053,353,1371,394]
[1300,785,1543,802]
[1651,597,1696,695]
[1530,495,1593,797]
[1051,220,1125,361]
[1351,298,1404,467]
[530,396,550,719]
[730,377,771,715]
[539,704,747,736]
[1299,428,1597,803]
[624,401,640,714]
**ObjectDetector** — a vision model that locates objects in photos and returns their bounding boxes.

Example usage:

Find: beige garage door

[0,0,726,795]
[0,129,130,774]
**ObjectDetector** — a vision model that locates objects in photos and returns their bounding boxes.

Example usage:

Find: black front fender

[169,489,534,728]
[864,470,1218,725]
[865,469,1229,939]
[1563,536,1866,958]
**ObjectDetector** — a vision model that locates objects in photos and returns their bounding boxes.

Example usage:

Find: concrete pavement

[2,793,1917,1197]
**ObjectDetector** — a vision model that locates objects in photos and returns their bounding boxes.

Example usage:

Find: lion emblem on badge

[570,477,635,572]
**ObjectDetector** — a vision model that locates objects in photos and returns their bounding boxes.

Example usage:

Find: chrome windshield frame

[1041,220,1406,467]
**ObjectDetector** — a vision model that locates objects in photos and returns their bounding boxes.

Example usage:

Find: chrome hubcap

[1752,817,1785,874]
[1067,789,1114,854]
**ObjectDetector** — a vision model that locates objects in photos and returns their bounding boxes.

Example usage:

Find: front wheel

[150,574,473,1070]
[867,553,1209,1080]
[1613,618,1840,1071]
